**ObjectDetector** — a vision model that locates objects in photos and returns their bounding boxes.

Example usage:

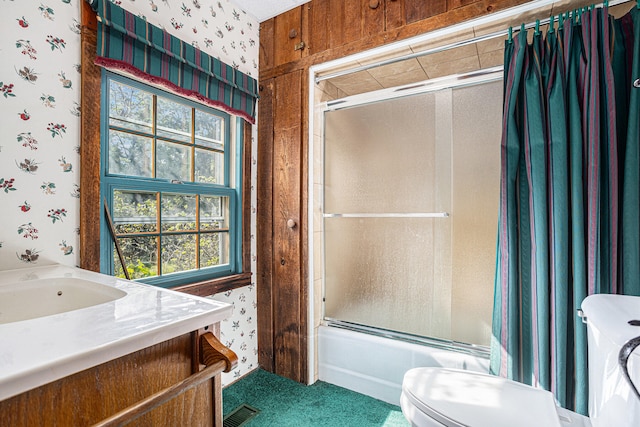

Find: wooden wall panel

[272,71,304,381]
[327,0,347,48]
[307,0,330,55]
[274,7,304,67]
[362,0,385,38]
[405,0,448,24]
[385,0,406,30]
[257,79,275,372]
[448,0,481,10]
[342,1,365,46]
[259,18,275,72]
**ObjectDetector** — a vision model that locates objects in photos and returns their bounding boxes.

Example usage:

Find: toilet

[400,294,640,427]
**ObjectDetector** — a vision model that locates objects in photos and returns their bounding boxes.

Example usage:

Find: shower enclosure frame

[307,0,630,388]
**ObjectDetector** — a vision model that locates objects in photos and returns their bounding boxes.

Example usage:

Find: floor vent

[223,404,260,427]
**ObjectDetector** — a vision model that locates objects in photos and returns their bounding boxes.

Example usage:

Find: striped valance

[92,0,258,124]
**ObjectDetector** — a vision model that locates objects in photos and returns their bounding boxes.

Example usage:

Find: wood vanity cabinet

[0,330,234,427]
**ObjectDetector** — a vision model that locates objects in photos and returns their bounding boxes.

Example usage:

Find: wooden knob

[369,0,379,9]
[289,29,298,39]
[287,219,296,229]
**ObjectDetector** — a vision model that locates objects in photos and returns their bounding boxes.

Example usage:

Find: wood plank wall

[257,0,530,384]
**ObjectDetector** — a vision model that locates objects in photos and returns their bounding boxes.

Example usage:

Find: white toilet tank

[582,294,640,427]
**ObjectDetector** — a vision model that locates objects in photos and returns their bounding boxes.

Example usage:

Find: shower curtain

[491,4,640,414]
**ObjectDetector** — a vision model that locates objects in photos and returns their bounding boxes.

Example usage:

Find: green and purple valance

[92,0,258,124]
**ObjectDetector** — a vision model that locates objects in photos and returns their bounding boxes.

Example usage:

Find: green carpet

[222,369,410,427]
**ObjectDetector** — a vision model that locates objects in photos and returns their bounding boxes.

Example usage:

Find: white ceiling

[233,0,310,22]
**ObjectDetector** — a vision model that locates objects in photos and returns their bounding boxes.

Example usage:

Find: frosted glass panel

[450,80,501,346]
[322,79,501,347]
[324,94,440,214]
[324,217,451,339]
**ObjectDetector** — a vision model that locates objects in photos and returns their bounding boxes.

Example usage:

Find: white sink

[0,264,233,402]
[0,277,127,324]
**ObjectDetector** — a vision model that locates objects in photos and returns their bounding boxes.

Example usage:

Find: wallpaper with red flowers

[0,0,259,386]
[0,0,82,271]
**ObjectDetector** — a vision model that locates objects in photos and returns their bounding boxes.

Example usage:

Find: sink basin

[0,264,233,402]
[0,277,127,324]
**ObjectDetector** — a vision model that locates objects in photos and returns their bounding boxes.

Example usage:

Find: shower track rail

[325,319,490,359]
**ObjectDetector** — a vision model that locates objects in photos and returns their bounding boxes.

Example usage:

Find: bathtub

[317,324,490,406]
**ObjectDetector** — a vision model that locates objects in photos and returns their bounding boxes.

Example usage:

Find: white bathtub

[317,325,490,406]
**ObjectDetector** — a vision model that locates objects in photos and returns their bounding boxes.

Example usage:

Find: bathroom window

[100,72,243,287]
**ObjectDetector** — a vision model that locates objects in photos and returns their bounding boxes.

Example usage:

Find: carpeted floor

[222,369,411,427]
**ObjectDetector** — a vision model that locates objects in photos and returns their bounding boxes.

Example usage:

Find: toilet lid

[402,368,562,427]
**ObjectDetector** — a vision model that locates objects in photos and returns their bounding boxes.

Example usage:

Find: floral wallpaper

[0,0,82,271]
[0,0,259,386]
[212,128,260,386]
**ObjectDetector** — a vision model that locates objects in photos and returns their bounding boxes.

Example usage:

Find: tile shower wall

[0,0,259,386]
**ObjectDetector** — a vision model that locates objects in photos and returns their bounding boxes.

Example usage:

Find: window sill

[170,272,252,297]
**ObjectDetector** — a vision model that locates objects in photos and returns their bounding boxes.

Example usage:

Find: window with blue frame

[100,72,243,288]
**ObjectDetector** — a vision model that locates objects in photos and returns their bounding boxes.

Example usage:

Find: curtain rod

[315,0,631,84]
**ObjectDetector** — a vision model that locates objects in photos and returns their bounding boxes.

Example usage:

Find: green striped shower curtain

[491,5,640,414]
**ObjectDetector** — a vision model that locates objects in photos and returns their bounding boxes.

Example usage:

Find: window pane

[200,232,229,268]
[200,196,228,230]
[157,140,191,181]
[161,194,196,232]
[109,80,152,133]
[157,96,191,143]
[195,110,223,149]
[115,236,158,279]
[161,234,197,274]
[195,148,224,184]
[113,190,157,234]
[108,130,152,177]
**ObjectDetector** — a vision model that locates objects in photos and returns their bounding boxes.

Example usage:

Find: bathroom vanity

[0,265,236,426]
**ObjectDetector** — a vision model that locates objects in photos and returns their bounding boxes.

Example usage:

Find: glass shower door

[322,79,502,346]
[323,89,453,340]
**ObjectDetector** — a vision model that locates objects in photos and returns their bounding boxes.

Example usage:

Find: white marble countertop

[0,264,233,402]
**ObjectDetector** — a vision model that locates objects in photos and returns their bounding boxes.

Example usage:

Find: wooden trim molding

[171,272,252,297]
[242,120,253,272]
[80,2,102,273]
